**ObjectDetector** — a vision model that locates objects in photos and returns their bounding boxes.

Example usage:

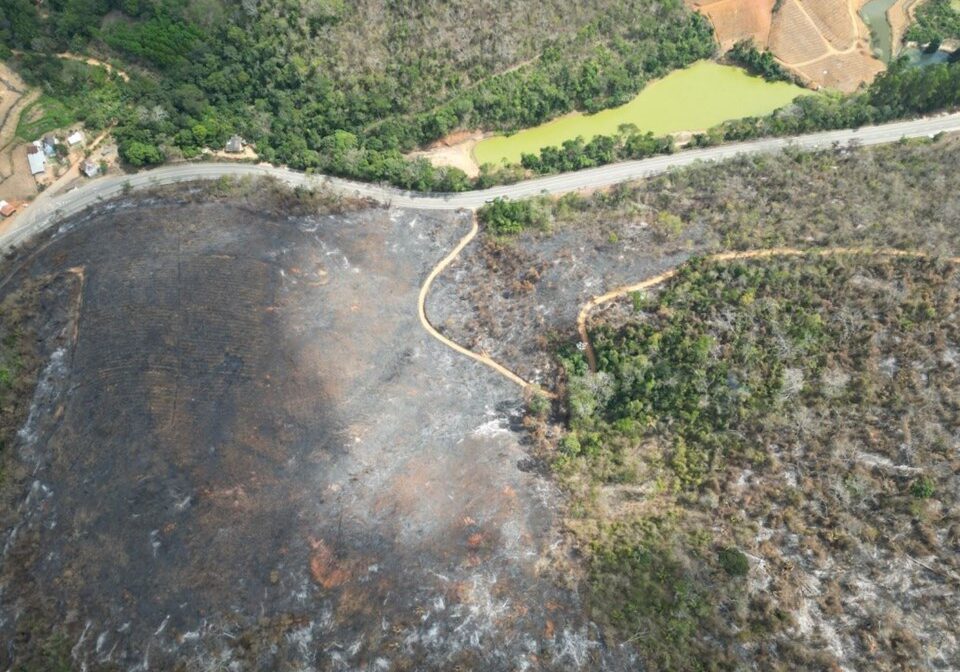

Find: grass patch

[15,95,76,141]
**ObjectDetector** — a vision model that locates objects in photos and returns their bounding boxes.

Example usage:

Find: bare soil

[0,62,39,206]
[411,130,487,177]
[691,0,885,91]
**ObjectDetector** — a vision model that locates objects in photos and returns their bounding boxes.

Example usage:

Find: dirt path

[54,52,130,82]
[425,242,960,396]
[10,50,130,82]
[418,213,552,396]
[576,247,960,373]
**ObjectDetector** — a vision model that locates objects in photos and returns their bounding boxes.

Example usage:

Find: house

[225,135,244,153]
[0,200,15,217]
[67,130,85,146]
[42,135,58,157]
[82,160,99,178]
[27,144,46,175]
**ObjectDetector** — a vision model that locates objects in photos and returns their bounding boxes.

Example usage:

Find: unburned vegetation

[549,136,960,254]
[435,136,960,669]
[558,254,960,670]
[438,136,960,386]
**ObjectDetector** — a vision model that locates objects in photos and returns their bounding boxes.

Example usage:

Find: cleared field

[806,0,859,48]
[691,0,886,91]
[693,0,774,49]
[770,0,837,63]
[472,62,807,166]
[795,51,885,89]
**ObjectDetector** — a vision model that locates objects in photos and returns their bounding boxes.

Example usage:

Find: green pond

[860,0,898,63]
[472,61,809,167]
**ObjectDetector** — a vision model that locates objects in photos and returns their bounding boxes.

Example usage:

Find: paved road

[4,111,960,252]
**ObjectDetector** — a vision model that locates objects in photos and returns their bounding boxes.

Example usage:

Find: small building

[42,135,58,156]
[225,135,244,153]
[66,130,85,146]
[82,160,99,178]
[0,200,16,217]
[27,144,46,175]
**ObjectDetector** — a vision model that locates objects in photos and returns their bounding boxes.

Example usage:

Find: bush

[718,547,749,576]
[477,197,548,235]
[911,476,935,499]
[527,390,551,418]
[727,40,794,83]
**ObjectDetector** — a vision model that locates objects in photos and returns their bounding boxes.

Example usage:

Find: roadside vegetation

[519,57,960,176]
[478,197,550,235]
[483,135,960,254]
[3,0,960,191]
[557,254,960,670]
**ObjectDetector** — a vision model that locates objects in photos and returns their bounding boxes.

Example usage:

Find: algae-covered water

[860,0,898,62]
[473,61,809,166]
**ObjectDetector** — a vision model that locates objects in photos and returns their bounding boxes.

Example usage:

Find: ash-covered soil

[0,194,633,670]
[428,221,709,386]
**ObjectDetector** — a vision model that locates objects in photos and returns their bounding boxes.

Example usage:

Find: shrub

[527,390,550,419]
[911,476,935,499]
[477,197,547,235]
[718,547,750,576]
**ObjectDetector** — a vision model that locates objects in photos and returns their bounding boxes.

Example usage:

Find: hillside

[0,0,714,186]
[425,136,960,669]
[562,253,960,670]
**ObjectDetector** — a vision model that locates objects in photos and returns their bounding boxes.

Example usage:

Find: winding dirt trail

[9,50,130,82]
[54,53,130,82]
[576,247,960,373]
[417,214,553,397]
[0,62,38,189]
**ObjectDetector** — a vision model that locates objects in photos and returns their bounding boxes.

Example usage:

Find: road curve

[4,111,960,253]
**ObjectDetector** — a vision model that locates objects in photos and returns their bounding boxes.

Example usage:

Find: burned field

[0,190,624,670]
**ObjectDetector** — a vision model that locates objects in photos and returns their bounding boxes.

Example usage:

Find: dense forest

[0,0,714,188]
[905,0,960,45]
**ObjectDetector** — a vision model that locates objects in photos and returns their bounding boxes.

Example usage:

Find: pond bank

[472,61,809,167]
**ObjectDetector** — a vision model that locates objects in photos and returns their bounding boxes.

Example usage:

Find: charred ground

[0,184,625,670]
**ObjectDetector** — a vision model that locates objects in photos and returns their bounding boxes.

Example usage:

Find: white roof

[67,131,84,145]
[27,151,46,175]
[0,200,8,209]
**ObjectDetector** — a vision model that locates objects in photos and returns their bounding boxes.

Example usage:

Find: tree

[121,140,164,166]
